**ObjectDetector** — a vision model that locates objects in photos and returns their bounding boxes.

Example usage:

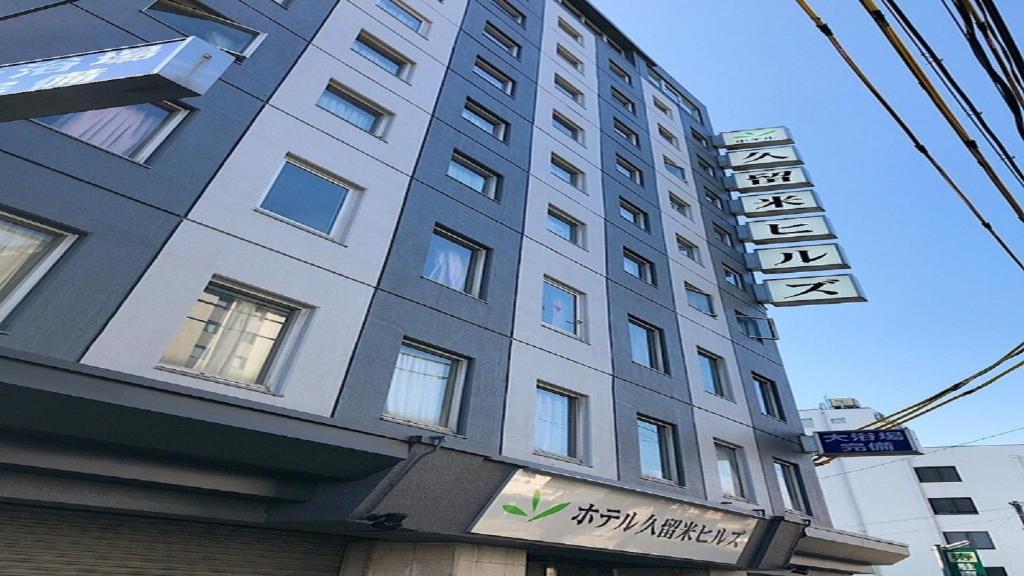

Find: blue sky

[590,0,1024,446]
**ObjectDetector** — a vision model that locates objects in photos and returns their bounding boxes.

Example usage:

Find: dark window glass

[260,162,349,234]
[147,0,259,54]
[943,531,995,549]
[915,466,962,483]
[929,497,978,515]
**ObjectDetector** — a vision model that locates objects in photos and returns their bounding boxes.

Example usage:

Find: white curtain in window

[424,243,469,290]
[535,388,570,456]
[318,91,376,132]
[385,346,450,426]
[38,104,169,157]
[194,297,268,383]
[0,218,57,301]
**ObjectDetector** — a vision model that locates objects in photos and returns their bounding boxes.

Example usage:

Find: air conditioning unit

[829,397,861,409]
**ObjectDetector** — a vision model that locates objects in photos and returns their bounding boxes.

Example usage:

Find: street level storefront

[0,350,906,575]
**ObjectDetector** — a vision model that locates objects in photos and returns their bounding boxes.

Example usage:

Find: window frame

[551,110,583,143]
[713,224,735,248]
[383,340,467,432]
[473,57,515,95]
[256,156,359,239]
[690,128,710,149]
[534,382,582,461]
[736,312,778,340]
[658,125,680,149]
[352,31,414,79]
[613,119,640,147]
[755,374,785,420]
[668,194,691,219]
[144,0,265,59]
[461,98,508,141]
[637,416,678,483]
[483,21,521,58]
[550,153,584,189]
[627,316,666,372]
[447,151,501,198]
[676,235,700,263]
[685,283,714,315]
[929,497,979,515]
[723,265,745,290]
[546,206,583,246]
[704,188,725,210]
[556,44,584,73]
[541,276,584,337]
[318,82,393,136]
[422,226,487,296]
[618,198,649,231]
[623,248,654,284]
[698,349,730,399]
[377,0,429,35]
[715,441,747,500]
[915,466,963,483]
[943,531,995,550]
[554,74,584,106]
[663,157,687,182]
[615,156,643,185]
[0,211,77,322]
[653,97,673,118]
[610,87,636,114]
[494,0,525,25]
[774,459,809,514]
[609,60,632,85]
[557,17,583,44]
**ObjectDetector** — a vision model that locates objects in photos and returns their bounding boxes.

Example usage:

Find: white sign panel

[728,166,813,193]
[750,244,849,274]
[716,126,794,150]
[761,274,866,306]
[471,470,759,565]
[743,216,835,245]
[736,190,823,218]
[724,145,802,171]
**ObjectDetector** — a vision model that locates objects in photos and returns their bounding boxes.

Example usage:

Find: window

[915,466,962,483]
[473,58,515,94]
[691,128,710,148]
[35,101,188,162]
[552,111,583,142]
[535,385,579,459]
[704,188,724,209]
[677,236,700,263]
[829,417,847,424]
[713,225,735,248]
[560,0,585,21]
[550,154,583,189]
[618,199,648,231]
[547,207,581,244]
[606,37,627,57]
[558,17,583,44]
[462,99,508,140]
[736,313,777,340]
[318,83,391,135]
[680,95,702,122]
[723,266,744,289]
[448,152,500,197]
[613,119,639,147]
[615,156,642,185]
[774,460,808,513]
[385,342,465,430]
[685,284,714,315]
[0,212,74,320]
[801,418,815,428]
[628,317,665,372]
[637,417,676,482]
[159,282,297,389]
[611,88,635,113]
[483,22,520,57]
[698,158,716,178]
[929,498,979,515]
[669,194,691,218]
[378,0,427,33]
[715,442,746,499]
[352,31,413,78]
[658,125,679,149]
[146,0,262,56]
[663,157,687,181]
[653,97,672,117]
[755,374,785,420]
[423,227,485,295]
[986,569,1008,576]
[699,350,729,398]
[623,249,653,283]
[609,61,632,85]
[542,278,581,336]
[494,0,525,25]
[943,531,995,550]
[554,74,584,105]
[556,45,583,72]
[259,159,352,235]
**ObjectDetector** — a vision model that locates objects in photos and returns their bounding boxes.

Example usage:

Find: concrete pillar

[339,541,527,576]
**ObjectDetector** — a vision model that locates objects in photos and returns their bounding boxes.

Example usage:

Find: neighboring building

[802,400,1024,576]
[0,0,904,574]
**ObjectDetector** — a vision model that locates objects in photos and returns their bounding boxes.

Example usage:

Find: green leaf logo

[502,489,570,522]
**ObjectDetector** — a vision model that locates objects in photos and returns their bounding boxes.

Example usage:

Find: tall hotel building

[0,0,905,574]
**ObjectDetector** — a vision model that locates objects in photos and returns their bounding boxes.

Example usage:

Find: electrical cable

[968,0,1024,107]
[976,0,1024,93]
[793,0,1024,272]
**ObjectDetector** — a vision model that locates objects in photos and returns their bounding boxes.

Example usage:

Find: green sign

[944,549,988,576]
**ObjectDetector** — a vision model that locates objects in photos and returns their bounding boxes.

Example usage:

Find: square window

[929,498,979,515]
[691,129,710,149]
[552,111,583,142]
[723,266,745,289]
[36,101,188,162]
[146,0,262,57]
[259,159,351,235]
[542,278,582,336]
[618,199,648,231]
[699,350,729,398]
[615,156,643,185]
[705,188,724,209]
[680,95,703,122]
[713,225,735,247]
[494,0,525,25]
[484,22,520,57]
[715,442,746,499]
[385,342,465,431]
[830,417,847,424]
[685,284,714,315]
[551,154,584,189]
[755,374,785,420]
[611,88,635,113]
[422,227,486,295]
[318,83,392,135]
[623,249,653,283]
[547,207,582,244]
[628,317,665,372]
[669,194,691,218]
[699,158,716,177]
[558,17,583,44]
[613,119,639,147]
[535,384,579,459]
[159,282,297,390]
[737,313,777,340]
[986,569,1008,576]
[556,44,583,72]
[554,74,584,105]
[448,152,500,197]
[943,531,995,550]
[915,466,962,483]
[637,417,676,482]
[0,212,75,320]
[462,98,508,140]
[663,157,687,181]
[677,236,699,263]
[774,460,809,513]
[658,125,680,149]
[653,97,673,118]
[353,31,413,78]
[609,61,632,85]
[473,58,515,94]
[378,0,428,33]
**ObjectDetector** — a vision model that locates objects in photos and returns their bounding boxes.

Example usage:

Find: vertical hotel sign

[714,127,866,307]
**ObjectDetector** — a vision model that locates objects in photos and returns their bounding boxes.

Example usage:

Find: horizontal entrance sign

[0,37,232,122]
[471,470,759,565]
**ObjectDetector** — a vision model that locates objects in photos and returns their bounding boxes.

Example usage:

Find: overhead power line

[793,0,1024,271]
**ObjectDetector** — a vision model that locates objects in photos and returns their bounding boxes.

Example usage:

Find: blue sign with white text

[815,429,921,457]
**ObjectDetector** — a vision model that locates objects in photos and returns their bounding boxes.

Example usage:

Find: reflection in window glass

[0,215,63,304]
[422,230,480,294]
[542,280,578,335]
[36,102,180,160]
[260,161,349,234]
[535,386,575,457]
[147,0,259,54]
